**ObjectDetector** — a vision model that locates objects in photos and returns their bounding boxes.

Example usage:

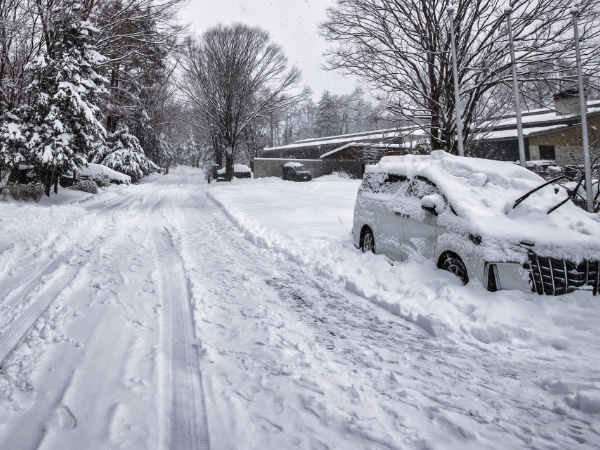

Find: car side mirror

[421,194,445,216]
[421,204,438,216]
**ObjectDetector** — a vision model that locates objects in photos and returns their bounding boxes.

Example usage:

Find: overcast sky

[179,0,362,99]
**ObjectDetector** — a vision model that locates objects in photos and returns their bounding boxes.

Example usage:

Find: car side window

[361,173,408,194]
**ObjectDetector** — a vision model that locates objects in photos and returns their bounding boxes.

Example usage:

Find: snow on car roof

[78,163,131,182]
[217,164,252,175]
[283,162,306,167]
[367,151,600,257]
[234,164,251,172]
[217,164,253,174]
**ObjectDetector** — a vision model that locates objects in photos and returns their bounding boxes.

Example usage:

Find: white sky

[179,0,362,99]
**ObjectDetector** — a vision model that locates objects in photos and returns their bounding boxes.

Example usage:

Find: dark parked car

[282,162,312,182]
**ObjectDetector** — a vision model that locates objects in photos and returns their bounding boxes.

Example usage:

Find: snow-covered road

[0,167,599,449]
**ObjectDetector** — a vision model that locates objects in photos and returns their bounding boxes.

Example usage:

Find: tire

[361,227,375,253]
[439,253,469,284]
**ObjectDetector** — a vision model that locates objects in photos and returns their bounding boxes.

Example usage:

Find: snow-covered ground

[0,167,599,449]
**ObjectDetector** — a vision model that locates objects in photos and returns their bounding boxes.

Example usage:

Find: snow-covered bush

[70,179,98,194]
[91,125,159,182]
[7,182,45,202]
[91,174,111,187]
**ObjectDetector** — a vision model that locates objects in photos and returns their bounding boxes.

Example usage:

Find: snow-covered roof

[263,100,600,154]
[368,151,600,257]
[320,142,404,159]
[320,143,360,159]
[79,163,131,183]
[493,100,600,127]
[474,124,568,141]
[263,127,424,152]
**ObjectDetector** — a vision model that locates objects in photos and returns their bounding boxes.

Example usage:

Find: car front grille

[528,251,599,296]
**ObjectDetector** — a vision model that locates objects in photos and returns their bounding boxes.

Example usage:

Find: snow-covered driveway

[0,167,599,449]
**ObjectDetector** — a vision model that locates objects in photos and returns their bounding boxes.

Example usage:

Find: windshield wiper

[512,175,566,209]
[547,174,585,215]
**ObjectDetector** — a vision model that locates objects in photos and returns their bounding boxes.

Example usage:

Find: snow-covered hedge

[91,174,111,188]
[69,179,98,194]
[6,182,45,202]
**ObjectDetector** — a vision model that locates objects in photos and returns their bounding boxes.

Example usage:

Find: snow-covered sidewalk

[0,167,599,449]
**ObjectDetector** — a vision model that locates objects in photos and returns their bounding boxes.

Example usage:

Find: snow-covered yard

[0,167,599,449]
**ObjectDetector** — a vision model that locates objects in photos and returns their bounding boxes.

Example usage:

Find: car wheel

[361,228,375,253]
[439,252,469,284]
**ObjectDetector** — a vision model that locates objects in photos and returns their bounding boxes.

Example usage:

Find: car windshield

[293,165,307,172]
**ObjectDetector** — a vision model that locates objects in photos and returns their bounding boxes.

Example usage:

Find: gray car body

[352,172,531,292]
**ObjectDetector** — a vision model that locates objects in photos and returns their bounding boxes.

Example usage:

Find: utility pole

[447,5,465,157]
[505,7,527,168]
[571,7,594,213]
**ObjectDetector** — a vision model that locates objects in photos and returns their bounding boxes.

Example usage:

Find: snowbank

[208,174,600,355]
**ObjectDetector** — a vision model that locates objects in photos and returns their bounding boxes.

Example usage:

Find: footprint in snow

[55,406,77,430]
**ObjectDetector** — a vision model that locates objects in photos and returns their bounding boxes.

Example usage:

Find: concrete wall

[253,158,366,179]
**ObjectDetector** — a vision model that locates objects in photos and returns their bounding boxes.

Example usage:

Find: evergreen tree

[313,91,341,138]
[0,113,25,178]
[18,2,106,194]
[92,124,158,182]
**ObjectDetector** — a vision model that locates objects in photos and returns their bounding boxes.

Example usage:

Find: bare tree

[320,0,600,154]
[180,24,305,180]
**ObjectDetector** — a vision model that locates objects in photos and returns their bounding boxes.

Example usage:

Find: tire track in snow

[154,227,210,450]
[0,202,115,366]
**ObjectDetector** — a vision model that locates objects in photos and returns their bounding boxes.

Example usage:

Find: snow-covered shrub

[91,174,111,187]
[91,125,159,182]
[70,179,98,194]
[7,182,45,202]
[0,183,10,202]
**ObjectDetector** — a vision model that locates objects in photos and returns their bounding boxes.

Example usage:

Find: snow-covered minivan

[353,151,600,295]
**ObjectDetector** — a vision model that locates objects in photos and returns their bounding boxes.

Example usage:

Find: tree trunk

[225,152,234,181]
[8,166,19,183]
[44,167,54,196]
[54,173,59,194]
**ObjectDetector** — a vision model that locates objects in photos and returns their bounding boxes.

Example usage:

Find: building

[472,97,600,165]
[253,96,600,179]
[254,127,423,179]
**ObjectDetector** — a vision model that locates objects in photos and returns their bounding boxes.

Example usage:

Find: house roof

[474,124,569,141]
[319,142,404,159]
[476,100,600,141]
[262,126,423,153]
[262,100,600,155]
